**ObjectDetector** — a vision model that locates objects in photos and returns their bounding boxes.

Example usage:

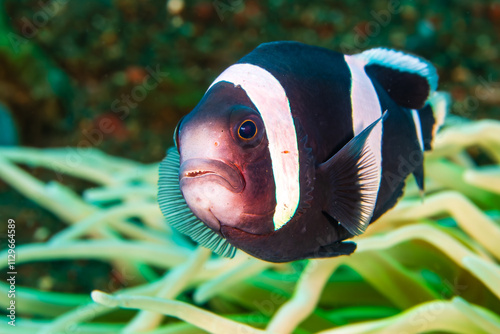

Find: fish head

[176,82,276,236]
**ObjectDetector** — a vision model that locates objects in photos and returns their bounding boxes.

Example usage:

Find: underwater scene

[1,0,500,333]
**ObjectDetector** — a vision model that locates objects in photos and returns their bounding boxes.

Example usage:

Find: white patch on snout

[208,64,300,230]
[181,179,241,230]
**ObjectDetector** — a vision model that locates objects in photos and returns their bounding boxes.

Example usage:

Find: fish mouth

[179,158,245,193]
[184,170,215,177]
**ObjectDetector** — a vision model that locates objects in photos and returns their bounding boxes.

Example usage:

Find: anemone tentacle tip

[91,290,119,307]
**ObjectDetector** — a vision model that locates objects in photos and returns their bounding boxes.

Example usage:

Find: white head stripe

[411,109,424,151]
[345,55,383,209]
[208,64,300,230]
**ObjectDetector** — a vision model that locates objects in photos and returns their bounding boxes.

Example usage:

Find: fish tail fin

[409,91,449,194]
[418,91,450,151]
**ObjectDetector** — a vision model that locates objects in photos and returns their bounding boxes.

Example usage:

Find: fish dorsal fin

[319,115,385,235]
[158,147,237,258]
[355,48,438,109]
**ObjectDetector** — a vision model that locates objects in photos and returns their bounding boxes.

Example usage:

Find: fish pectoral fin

[319,116,384,236]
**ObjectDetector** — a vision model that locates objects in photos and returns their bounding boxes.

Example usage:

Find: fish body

[159,41,448,263]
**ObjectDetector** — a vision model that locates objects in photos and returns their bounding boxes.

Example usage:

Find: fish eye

[238,120,257,140]
[230,106,264,148]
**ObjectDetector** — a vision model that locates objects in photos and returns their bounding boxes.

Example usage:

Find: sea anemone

[1,117,499,333]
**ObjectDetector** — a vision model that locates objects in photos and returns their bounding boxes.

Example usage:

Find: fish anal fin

[412,160,425,201]
[308,241,357,259]
[319,117,383,235]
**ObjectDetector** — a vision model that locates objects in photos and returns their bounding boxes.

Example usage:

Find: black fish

[158,41,448,263]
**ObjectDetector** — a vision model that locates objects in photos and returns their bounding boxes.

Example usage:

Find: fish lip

[179,158,245,193]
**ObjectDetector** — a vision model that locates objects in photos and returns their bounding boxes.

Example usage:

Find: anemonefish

[158,41,449,263]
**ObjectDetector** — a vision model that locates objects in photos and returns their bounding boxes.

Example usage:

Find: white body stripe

[411,109,424,151]
[208,64,300,230]
[345,55,383,216]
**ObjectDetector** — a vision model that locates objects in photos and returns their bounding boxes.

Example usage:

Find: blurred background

[1,0,499,159]
[0,0,499,317]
